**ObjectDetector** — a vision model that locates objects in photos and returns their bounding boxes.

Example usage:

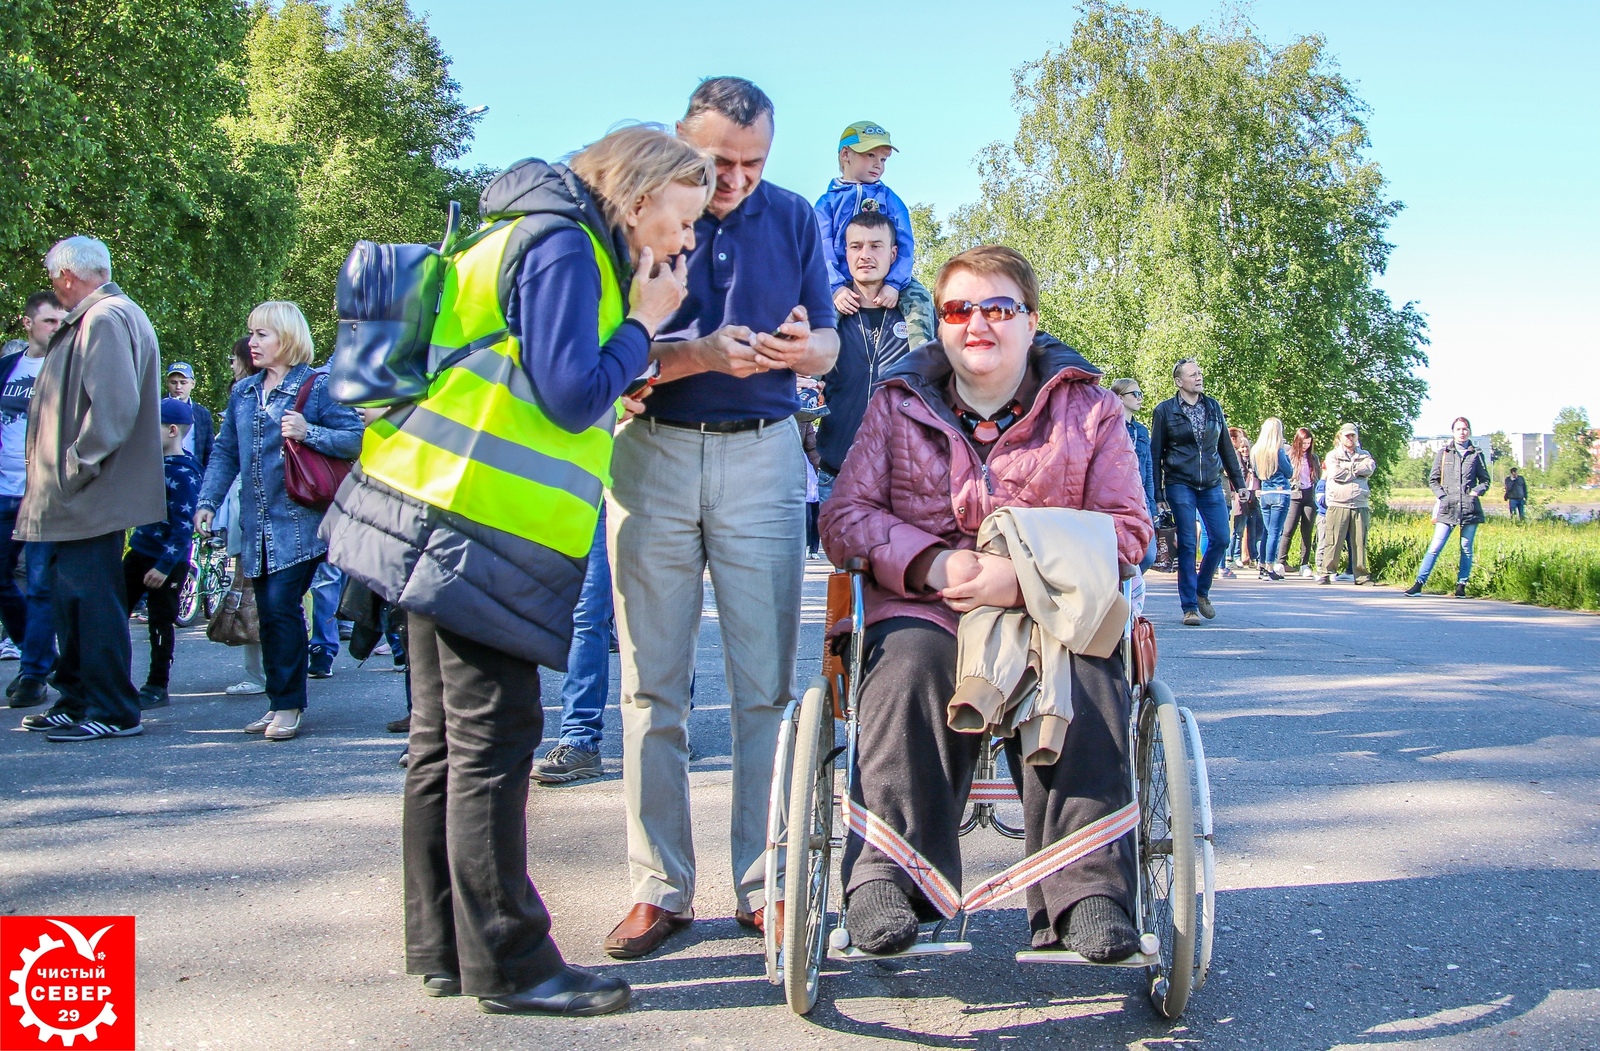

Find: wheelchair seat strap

[843,796,1140,920]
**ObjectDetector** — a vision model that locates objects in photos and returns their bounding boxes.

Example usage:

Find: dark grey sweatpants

[842,616,1136,944]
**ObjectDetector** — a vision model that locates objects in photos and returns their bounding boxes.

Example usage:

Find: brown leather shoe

[734,901,786,936]
[604,903,693,959]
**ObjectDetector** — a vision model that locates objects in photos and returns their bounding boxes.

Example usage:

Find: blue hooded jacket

[814,178,916,291]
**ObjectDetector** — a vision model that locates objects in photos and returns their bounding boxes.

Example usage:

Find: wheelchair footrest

[829,941,972,961]
[1015,949,1159,968]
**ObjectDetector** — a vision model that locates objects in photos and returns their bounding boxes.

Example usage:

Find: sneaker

[1299,565,1314,579]
[338,621,353,641]
[1219,565,1236,579]
[308,648,334,679]
[1196,596,1216,619]
[137,684,170,710]
[392,656,407,673]
[1315,575,1331,585]
[0,638,18,660]
[21,709,76,732]
[46,719,143,742]
[1336,573,1354,583]
[225,680,266,696]
[372,640,392,657]
[1182,610,1201,627]
[1454,583,1467,598]
[1403,581,1423,597]
[530,743,602,785]
[8,676,49,709]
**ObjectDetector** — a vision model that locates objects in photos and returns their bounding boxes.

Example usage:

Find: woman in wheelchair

[817,246,1154,959]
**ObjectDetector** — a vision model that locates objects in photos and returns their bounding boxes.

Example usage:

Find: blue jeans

[309,561,342,655]
[0,498,56,680]
[1229,505,1263,563]
[1416,522,1478,585]
[556,510,613,750]
[1508,499,1525,521]
[1167,482,1230,612]
[254,557,322,711]
[1259,493,1291,568]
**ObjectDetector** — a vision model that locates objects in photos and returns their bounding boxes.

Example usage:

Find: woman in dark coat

[1405,416,1492,598]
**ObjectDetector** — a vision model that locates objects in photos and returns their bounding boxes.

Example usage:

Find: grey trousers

[608,417,806,912]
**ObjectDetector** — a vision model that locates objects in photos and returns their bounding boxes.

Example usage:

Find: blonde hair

[246,301,314,367]
[567,124,715,232]
[1109,378,1141,397]
[1251,417,1285,479]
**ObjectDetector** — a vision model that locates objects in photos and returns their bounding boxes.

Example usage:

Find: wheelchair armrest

[845,556,869,575]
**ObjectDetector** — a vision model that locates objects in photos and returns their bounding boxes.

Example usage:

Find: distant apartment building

[1409,434,1493,460]
[1506,432,1557,470]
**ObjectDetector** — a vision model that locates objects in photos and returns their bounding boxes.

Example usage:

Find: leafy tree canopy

[1550,406,1596,488]
[941,3,1428,479]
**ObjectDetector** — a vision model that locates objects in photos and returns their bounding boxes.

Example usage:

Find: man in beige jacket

[16,236,165,741]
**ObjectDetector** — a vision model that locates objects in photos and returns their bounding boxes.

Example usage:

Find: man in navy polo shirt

[603,76,839,960]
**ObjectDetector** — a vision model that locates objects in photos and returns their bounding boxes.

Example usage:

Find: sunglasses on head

[939,297,1031,325]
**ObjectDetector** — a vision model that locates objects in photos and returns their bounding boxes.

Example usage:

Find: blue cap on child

[160,398,194,426]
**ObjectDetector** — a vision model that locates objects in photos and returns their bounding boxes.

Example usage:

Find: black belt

[653,416,789,434]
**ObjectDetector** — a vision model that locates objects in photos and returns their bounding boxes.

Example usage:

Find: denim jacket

[198,364,364,577]
[1127,417,1157,518]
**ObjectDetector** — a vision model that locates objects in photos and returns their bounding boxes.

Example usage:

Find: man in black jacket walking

[1150,358,1245,625]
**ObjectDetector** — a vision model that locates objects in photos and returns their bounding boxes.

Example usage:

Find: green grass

[1386,487,1600,506]
[1367,512,1600,610]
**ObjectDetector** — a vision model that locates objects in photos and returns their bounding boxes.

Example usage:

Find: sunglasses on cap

[939,297,1031,325]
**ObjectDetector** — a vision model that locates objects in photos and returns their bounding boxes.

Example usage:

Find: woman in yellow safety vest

[325,125,711,1016]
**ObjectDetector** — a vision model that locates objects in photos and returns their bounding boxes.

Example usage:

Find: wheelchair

[763,558,1216,1018]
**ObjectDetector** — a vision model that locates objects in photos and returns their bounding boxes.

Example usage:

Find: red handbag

[283,372,353,512]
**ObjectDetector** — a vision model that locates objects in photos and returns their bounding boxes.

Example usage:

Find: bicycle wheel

[201,544,232,618]
[1138,680,1196,1019]
[783,675,835,1015]
[175,557,201,627]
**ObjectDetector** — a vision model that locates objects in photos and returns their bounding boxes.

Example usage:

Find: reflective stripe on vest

[360,220,625,558]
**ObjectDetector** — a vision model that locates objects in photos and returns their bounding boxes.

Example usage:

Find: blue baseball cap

[166,361,194,380]
[160,398,194,426]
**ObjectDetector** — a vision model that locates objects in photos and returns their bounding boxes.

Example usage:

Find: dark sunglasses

[939,297,1031,325]
[1124,390,1144,397]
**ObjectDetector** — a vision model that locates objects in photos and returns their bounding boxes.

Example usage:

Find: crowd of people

[3,75,1514,1020]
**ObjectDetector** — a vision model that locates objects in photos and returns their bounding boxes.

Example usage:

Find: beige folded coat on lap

[948,507,1128,765]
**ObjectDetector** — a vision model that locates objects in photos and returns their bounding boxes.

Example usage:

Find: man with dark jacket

[815,209,912,497]
[163,361,214,471]
[17,236,165,741]
[1150,358,1244,625]
[1503,466,1527,521]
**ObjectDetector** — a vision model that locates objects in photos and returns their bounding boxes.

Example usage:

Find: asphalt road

[1,566,1596,1051]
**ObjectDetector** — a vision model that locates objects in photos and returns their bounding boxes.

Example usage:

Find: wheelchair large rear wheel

[783,675,836,1014]
[1137,680,1196,1019]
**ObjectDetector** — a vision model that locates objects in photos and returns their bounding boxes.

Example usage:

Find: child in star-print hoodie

[123,398,204,710]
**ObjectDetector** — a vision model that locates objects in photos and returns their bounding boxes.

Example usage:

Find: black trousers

[52,531,139,727]
[122,550,189,689]
[1279,486,1317,566]
[403,614,564,996]
[1003,649,1137,947]
[843,617,1135,943]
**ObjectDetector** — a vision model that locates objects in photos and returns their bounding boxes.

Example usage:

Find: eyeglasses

[939,297,1031,325]
[1123,390,1143,398]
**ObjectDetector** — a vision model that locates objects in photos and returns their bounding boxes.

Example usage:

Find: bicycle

[175,531,233,628]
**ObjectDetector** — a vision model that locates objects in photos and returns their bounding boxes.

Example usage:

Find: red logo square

[1,916,135,1050]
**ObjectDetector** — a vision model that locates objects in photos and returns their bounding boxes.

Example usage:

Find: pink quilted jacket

[819,337,1154,635]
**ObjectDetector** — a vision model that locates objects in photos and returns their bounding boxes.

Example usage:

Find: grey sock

[845,880,918,955]
[1064,895,1139,962]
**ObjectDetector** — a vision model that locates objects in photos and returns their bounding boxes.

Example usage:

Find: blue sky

[413,0,1598,436]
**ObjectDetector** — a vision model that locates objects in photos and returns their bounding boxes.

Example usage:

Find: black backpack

[329,202,463,406]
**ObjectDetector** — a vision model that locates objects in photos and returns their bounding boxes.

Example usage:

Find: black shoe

[422,973,460,997]
[477,965,630,1016]
[138,684,170,710]
[1454,583,1467,598]
[46,719,143,742]
[21,708,76,732]
[1063,895,1139,963]
[307,648,334,679]
[8,676,49,709]
[386,715,411,734]
[1404,581,1423,597]
[844,879,919,955]
[530,743,602,785]
[338,622,353,641]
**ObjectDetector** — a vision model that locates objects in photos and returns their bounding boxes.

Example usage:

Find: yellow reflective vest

[358,220,624,559]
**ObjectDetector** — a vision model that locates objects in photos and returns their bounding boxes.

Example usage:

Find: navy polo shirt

[644,179,837,424]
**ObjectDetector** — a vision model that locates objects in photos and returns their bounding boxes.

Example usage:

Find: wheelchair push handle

[844,556,869,575]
